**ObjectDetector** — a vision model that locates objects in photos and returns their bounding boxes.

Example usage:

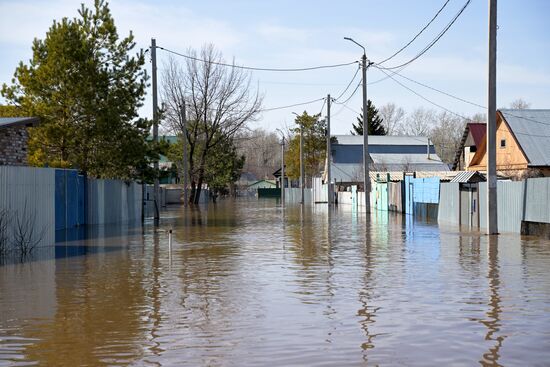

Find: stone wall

[0,125,29,165]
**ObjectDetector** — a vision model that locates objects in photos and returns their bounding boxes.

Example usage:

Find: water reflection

[1,199,550,366]
[479,235,505,367]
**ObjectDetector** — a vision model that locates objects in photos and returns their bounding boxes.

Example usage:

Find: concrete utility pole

[281,137,285,205]
[180,103,189,207]
[151,38,160,224]
[344,37,371,213]
[300,122,304,205]
[326,94,333,206]
[487,0,498,234]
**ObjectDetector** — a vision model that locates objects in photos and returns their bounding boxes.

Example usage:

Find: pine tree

[350,99,386,135]
[1,0,154,179]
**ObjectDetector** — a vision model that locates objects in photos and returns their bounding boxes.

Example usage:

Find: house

[328,135,449,185]
[0,117,40,166]
[247,179,277,190]
[467,109,550,178]
[452,122,486,170]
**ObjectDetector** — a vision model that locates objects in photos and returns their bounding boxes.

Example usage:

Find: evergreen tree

[285,111,326,181]
[1,0,154,179]
[351,99,386,135]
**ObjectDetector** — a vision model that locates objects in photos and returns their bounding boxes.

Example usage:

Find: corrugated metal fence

[438,183,460,225]
[0,166,142,250]
[0,166,56,249]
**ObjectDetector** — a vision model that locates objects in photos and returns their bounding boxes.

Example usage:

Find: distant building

[328,135,449,185]
[247,179,277,190]
[0,117,39,166]
[467,109,550,177]
[452,122,486,170]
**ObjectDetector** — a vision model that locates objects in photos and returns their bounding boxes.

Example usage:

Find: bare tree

[509,98,530,109]
[0,209,9,260]
[161,45,263,203]
[430,112,466,164]
[402,107,436,136]
[379,102,405,135]
[12,201,46,261]
[236,128,280,179]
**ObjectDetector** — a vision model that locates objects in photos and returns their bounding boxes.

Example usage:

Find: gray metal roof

[331,161,449,183]
[500,109,550,167]
[450,171,486,183]
[332,134,432,146]
[0,117,39,129]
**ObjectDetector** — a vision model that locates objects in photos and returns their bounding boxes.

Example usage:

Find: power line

[377,0,452,65]
[334,65,360,101]
[262,98,325,112]
[334,81,361,106]
[377,67,472,121]
[374,66,486,109]
[157,45,358,72]
[376,0,472,70]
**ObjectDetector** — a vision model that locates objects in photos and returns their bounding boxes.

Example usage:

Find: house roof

[500,109,550,167]
[468,123,486,146]
[452,122,486,170]
[450,171,486,183]
[332,135,431,146]
[0,117,39,129]
[330,161,449,183]
[330,166,459,184]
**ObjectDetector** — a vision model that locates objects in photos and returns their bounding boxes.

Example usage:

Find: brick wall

[0,125,30,166]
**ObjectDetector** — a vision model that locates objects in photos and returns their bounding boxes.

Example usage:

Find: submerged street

[1,199,550,366]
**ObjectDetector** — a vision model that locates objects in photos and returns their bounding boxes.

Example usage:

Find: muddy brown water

[1,199,550,366]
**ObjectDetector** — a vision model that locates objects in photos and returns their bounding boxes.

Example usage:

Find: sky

[1,0,549,135]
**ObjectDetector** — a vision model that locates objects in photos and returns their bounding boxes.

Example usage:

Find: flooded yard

[1,199,550,366]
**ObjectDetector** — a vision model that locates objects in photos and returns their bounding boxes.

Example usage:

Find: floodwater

[1,199,550,366]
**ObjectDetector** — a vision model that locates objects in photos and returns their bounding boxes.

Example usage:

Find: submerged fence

[0,166,142,250]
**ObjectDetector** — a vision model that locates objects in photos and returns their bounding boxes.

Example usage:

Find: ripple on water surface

[1,199,550,366]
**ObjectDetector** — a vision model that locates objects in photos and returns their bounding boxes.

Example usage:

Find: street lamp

[292,112,305,205]
[344,37,371,213]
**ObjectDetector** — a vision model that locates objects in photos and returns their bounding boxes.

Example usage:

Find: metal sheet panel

[0,166,55,250]
[524,177,550,224]
[438,183,460,225]
[498,181,524,233]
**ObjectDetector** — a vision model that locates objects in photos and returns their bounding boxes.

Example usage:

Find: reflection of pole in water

[358,227,378,362]
[479,235,506,366]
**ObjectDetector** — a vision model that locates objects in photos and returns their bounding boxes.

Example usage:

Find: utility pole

[151,38,160,224]
[344,37,371,213]
[361,54,372,213]
[281,137,285,205]
[300,123,304,205]
[326,94,333,206]
[487,0,498,234]
[180,103,189,207]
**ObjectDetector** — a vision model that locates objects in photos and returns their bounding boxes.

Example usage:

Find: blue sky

[1,0,549,134]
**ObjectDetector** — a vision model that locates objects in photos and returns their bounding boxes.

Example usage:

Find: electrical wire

[157,45,358,72]
[261,98,325,112]
[377,67,472,121]
[374,66,486,109]
[334,65,361,101]
[334,81,362,106]
[376,0,471,70]
[377,0,452,65]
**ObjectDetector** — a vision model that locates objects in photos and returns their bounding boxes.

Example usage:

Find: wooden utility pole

[151,38,160,224]
[487,0,498,234]
[180,103,189,207]
[326,94,333,206]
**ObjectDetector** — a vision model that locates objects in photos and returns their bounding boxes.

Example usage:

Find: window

[470,145,477,153]
[500,139,506,148]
